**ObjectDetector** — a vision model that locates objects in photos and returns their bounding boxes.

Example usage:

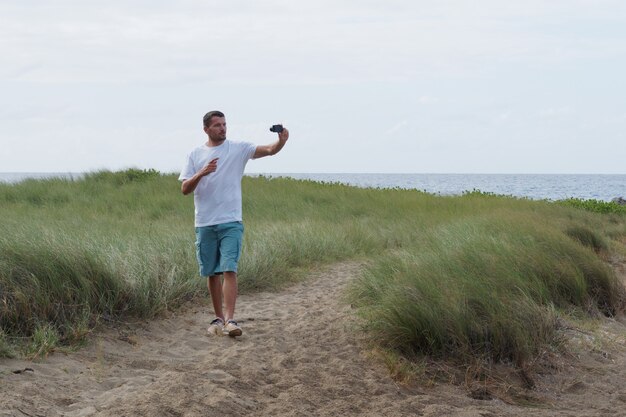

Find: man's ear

[203,125,209,134]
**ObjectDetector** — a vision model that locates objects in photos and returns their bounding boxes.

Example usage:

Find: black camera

[269,124,284,133]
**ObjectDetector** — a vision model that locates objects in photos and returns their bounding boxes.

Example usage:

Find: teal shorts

[195,221,244,277]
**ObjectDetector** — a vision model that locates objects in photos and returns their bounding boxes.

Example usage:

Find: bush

[83,168,161,185]
[558,198,626,215]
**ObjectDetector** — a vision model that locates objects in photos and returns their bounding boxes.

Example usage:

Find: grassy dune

[1,171,625,371]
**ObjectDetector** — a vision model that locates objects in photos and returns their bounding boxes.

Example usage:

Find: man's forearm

[181,158,218,194]
[181,173,203,195]
[269,139,286,156]
[253,128,289,159]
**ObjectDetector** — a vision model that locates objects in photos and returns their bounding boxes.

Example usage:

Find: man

[179,110,289,337]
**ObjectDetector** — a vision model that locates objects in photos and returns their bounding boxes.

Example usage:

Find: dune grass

[348,216,622,366]
[1,171,625,371]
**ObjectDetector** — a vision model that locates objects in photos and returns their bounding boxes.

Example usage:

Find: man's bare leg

[208,275,224,320]
[222,271,238,322]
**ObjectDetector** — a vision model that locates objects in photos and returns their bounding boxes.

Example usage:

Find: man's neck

[207,138,226,148]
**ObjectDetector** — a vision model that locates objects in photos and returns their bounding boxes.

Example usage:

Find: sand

[2,260,626,417]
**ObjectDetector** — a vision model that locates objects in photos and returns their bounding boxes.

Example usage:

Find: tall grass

[1,171,625,368]
[0,171,200,354]
[348,216,622,366]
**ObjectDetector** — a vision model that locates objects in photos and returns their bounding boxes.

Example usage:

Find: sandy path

[2,260,626,417]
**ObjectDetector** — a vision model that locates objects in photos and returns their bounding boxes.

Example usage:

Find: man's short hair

[203,110,225,127]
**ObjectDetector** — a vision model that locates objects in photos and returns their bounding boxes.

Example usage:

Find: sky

[1,0,625,174]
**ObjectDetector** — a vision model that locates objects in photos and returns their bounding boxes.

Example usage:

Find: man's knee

[223,271,237,280]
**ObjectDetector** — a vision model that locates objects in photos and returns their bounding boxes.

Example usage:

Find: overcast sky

[1,0,625,174]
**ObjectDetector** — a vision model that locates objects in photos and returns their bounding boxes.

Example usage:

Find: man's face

[204,116,227,142]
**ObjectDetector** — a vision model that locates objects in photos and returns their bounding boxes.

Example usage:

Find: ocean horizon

[1,172,625,202]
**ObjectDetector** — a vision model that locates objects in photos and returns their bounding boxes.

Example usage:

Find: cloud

[418,96,439,104]
[2,0,625,173]
[539,106,573,119]
[384,120,409,136]
[2,0,625,84]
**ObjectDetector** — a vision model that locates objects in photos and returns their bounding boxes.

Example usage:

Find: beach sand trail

[2,260,626,416]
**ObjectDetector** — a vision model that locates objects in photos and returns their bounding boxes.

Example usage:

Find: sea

[1,172,625,202]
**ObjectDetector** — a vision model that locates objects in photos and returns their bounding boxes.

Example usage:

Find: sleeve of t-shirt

[241,141,256,161]
[178,152,196,181]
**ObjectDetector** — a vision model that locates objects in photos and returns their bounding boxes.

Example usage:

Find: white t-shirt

[179,140,257,227]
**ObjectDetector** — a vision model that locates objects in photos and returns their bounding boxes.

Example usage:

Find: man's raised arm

[253,128,289,159]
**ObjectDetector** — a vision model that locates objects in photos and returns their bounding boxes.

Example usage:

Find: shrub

[558,198,626,215]
[83,168,161,185]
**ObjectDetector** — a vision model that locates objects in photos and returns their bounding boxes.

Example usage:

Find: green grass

[348,216,621,365]
[1,170,625,373]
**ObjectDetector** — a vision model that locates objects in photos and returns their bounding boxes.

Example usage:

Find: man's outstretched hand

[278,128,289,143]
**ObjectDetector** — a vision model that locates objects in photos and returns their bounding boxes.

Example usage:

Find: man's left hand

[279,128,289,142]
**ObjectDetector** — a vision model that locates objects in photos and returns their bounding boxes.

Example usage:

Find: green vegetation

[557,197,626,215]
[0,329,15,358]
[349,218,620,365]
[1,171,625,379]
